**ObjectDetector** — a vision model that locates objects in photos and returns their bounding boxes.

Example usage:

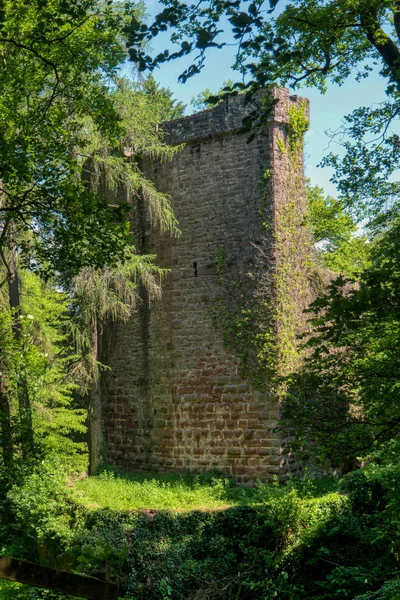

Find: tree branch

[393,1,400,45]
[0,38,60,81]
[360,6,400,88]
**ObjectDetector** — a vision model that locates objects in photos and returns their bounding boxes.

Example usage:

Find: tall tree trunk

[7,222,34,459]
[0,357,13,469]
[88,318,103,475]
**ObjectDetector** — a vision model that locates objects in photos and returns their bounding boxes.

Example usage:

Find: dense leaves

[0,0,182,478]
[281,216,400,469]
[2,2,400,599]
[0,271,88,477]
[0,0,144,279]
[307,183,370,276]
[3,463,400,599]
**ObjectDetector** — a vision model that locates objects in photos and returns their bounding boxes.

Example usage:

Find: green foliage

[4,464,392,600]
[0,0,142,278]
[5,5,400,600]
[70,250,166,390]
[355,579,400,600]
[2,458,79,564]
[307,183,370,276]
[281,215,400,469]
[0,459,85,598]
[190,80,234,111]
[0,580,78,600]
[270,101,311,379]
[81,75,181,244]
[139,74,186,121]
[277,135,286,154]
[0,270,87,475]
[0,2,179,283]
[0,1,183,478]
[323,236,370,276]
[75,468,249,511]
[308,184,356,247]
[5,461,400,599]
[287,101,309,155]
[21,273,87,472]
[320,101,400,226]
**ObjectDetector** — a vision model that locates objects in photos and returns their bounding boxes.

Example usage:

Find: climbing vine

[287,101,309,156]
[273,100,311,380]
[211,99,312,392]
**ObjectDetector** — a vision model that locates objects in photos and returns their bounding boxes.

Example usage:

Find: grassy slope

[74,469,253,511]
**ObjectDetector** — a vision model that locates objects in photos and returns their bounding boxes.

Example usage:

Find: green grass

[74,467,339,512]
[74,469,252,511]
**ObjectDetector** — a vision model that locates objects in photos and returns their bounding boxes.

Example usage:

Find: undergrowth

[2,461,400,599]
[0,580,82,600]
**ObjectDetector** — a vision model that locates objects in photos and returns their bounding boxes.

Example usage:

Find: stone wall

[101,87,311,481]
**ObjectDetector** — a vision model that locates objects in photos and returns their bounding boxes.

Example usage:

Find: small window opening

[193,262,198,277]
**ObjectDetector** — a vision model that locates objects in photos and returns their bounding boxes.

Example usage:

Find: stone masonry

[101,87,311,481]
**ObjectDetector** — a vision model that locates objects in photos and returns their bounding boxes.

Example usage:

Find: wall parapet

[163,87,309,145]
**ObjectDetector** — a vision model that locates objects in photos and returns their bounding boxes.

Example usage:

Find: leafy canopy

[307,183,370,276]
[0,0,146,280]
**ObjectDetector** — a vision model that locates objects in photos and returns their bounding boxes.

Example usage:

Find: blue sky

[138,3,390,197]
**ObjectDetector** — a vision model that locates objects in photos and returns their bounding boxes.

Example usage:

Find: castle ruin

[100,87,313,482]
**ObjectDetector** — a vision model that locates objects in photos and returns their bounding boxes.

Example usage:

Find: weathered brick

[100,88,311,482]
[257,448,272,456]
[227,448,241,456]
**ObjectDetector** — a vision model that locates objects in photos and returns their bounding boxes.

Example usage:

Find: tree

[0,0,137,461]
[280,215,400,469]
[0,1,183,468]
[0,0,181,278]
[0,269,88,476]
[127,0,400,225]
[0,0,153,281]
[71,252,165,475]
[307,183,370,276]
[190,80,234,111]
[139,74,186,121]
[19,271,87,472]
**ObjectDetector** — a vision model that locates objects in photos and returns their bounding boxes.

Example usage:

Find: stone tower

[100,87,312,481]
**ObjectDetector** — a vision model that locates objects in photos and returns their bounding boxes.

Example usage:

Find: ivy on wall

[211,99,313,392]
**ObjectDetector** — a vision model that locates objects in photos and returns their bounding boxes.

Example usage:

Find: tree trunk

[7,223,34,458]
[0,361,13,469]
[88,318,103,475]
